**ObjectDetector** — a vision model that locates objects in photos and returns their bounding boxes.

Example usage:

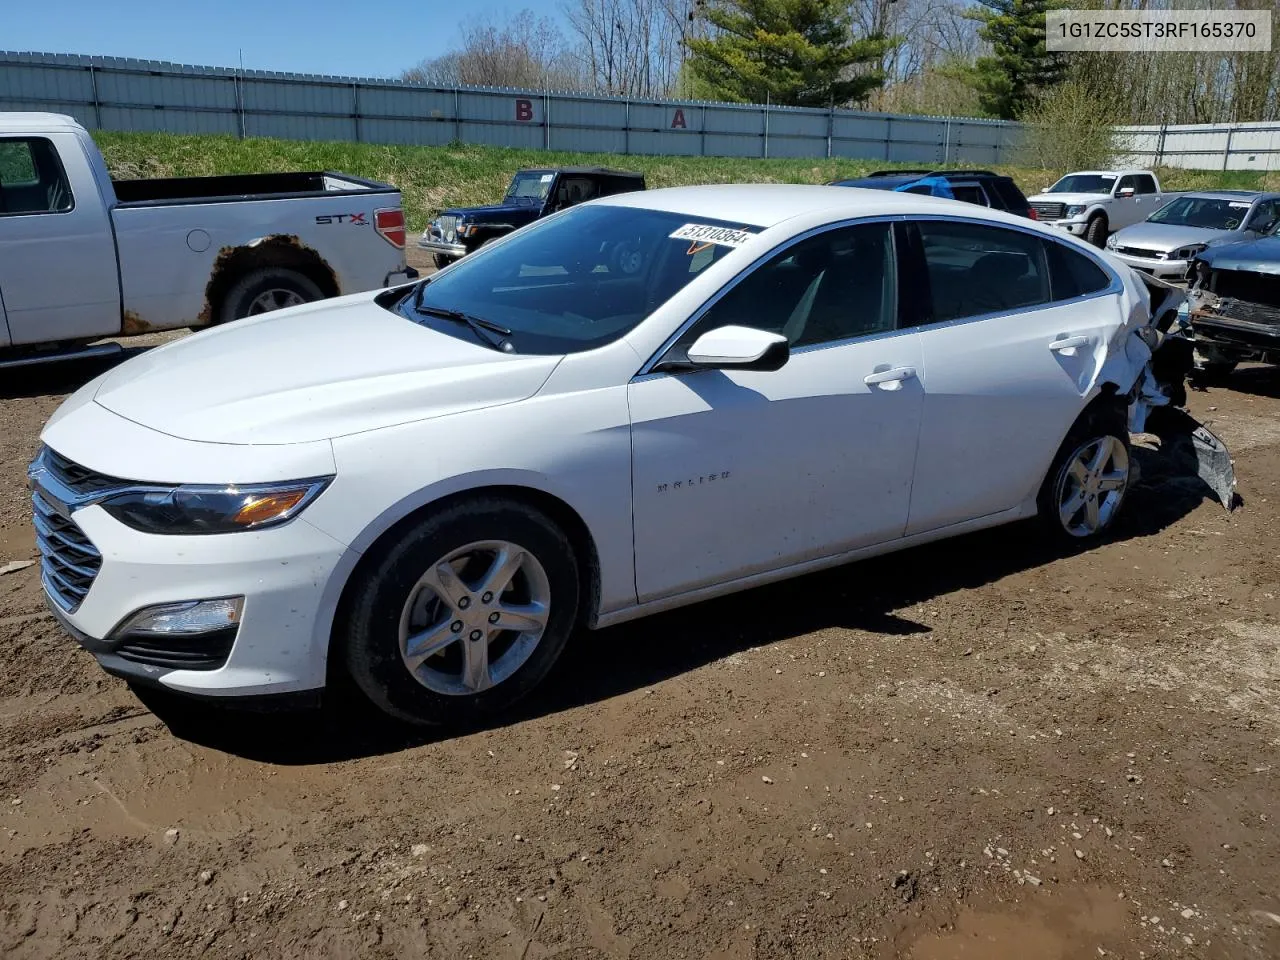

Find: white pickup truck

[1027,170,1183,249]
[0,113,417,369]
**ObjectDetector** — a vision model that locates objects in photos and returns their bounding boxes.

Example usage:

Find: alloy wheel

[1055,435,1130,537]
[397,540,551,695]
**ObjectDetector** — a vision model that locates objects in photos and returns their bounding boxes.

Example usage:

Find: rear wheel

[1038,406,1131,541]
[219,268,324,323]
[342,498,580,726]
[1084,214,1108,248]
[433,254,455,270]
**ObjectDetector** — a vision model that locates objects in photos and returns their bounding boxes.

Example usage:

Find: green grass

[92,130,1280,232]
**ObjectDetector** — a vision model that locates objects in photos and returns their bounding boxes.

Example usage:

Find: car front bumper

[1046,218,1089,236]
[417,237,467,258]
[35,495,350,699]
[1112,253,1189,280]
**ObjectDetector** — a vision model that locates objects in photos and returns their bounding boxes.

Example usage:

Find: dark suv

[830,170,1036,219]
[420,167,646,267]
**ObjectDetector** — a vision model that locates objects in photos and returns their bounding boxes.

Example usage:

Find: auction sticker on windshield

[669,224,756,248]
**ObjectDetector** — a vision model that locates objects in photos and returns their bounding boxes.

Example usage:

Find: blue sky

[3,0,570,77]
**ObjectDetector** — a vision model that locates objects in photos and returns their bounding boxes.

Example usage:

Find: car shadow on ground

[137,444,1226,765]
[0,346,156,401]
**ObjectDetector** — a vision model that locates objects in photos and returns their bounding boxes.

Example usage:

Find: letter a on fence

[671,108,687,129]
[515,99,533,122]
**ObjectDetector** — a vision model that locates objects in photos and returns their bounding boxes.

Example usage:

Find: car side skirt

[591,503,1034,630]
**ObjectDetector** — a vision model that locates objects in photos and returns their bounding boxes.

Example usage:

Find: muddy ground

[1,290,1278,958]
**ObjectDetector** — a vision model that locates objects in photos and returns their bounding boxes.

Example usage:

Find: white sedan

[31,185,1182,725]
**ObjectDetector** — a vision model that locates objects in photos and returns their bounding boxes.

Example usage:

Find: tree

[964,0,1064,120]
[564,0,689,97]
[685,0,892,107]
[402,11,582,90]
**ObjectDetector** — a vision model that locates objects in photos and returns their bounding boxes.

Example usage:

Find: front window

[1148,196,1256,230]
[504,172,555,204]
[405,205,760,354]
[1048,174,1117,194]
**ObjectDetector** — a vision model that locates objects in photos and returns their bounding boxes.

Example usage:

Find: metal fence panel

[15,50,1276,171]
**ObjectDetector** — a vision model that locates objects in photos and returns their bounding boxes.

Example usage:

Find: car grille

[1115,246,1167,260]
[115,630,237,671]
[432,214,458,242]
[43,446,128,493]
[1031,201,1065,220]
[32,490,102,613]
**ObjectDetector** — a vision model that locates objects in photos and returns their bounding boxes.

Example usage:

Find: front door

[0,134,119,345]
[629,220,924,603]
[901,218,1123,535]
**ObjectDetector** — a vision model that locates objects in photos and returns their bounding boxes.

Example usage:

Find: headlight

[1065,204,1087,217]
[1105,234,1118,249]
[457,223,472,238]
[1170,243,1206,262]
[100,478,331,535]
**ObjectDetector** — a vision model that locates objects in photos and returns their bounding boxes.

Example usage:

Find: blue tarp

[893,176,955,199]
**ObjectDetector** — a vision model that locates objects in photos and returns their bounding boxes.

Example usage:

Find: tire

[433,254,455,270]
[218,267,325,323]
[1084,214,1108,248]
[1037,404,1132,542]
[341,497,580,726]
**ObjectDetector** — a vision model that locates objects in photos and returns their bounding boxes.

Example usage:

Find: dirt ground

[2,302,1279,958]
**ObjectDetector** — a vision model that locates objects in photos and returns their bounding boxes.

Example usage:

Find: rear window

[990,178,1030,210]
[1045,241,1112,300]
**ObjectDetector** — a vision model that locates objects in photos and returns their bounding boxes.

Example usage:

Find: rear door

[901,218,1121,535]
[0,134,120,344]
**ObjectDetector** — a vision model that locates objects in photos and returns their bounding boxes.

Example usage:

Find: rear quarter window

[991,178,1029,210]
[1044,240,1112,300]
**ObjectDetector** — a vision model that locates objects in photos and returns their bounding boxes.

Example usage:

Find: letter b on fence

[515,98,534,122]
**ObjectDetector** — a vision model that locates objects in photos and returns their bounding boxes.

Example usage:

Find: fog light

[114,597,244,638]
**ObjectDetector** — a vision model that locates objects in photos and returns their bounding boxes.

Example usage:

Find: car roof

[836,169,1003,185]
[518,166,644,178]
[596,183,1032,230]
[0,111,84,133]
[1176,190,1272,201]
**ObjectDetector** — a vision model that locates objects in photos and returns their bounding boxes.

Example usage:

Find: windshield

[406,205,760,354]
[1048,175,1117,194]
[505,172,555,203]
[1147,196,1252,230]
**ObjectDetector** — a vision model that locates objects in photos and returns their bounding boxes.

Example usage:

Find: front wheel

[1084,214,1108,248]
[342,498,580,726]
[1038,407,1132,541]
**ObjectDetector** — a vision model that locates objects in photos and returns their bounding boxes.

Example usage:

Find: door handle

[863,366,917,387]
[1049,335,1089,354]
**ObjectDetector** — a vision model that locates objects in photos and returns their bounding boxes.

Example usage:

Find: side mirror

[685,325,789,372]
[1118,188,1135,198]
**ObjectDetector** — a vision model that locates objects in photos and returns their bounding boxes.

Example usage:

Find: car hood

[439,202,540,222]
[1112,222,1234,251]
[91,292,562,445]
[1195,235,1280,275]
[1028,192,1111,205]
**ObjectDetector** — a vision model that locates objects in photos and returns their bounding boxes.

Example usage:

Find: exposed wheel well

[201,236,340,325]
[328,485,603,671]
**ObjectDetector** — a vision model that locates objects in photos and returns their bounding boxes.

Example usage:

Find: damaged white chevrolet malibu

[31,185,1198,724]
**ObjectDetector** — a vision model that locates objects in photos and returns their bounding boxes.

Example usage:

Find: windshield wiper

[413,302,515,351]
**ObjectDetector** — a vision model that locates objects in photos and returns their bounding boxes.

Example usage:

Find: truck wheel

[341,496,580,727]
[1084,214,1108,248]
[432,254,454,270]
[219,268,324,323]
[1037,403,1131,543]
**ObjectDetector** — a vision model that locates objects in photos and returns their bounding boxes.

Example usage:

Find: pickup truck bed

[0,112,416,362]
[112,171,391,205]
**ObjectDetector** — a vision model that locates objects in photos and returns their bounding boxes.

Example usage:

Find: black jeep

[419,167,646,268]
